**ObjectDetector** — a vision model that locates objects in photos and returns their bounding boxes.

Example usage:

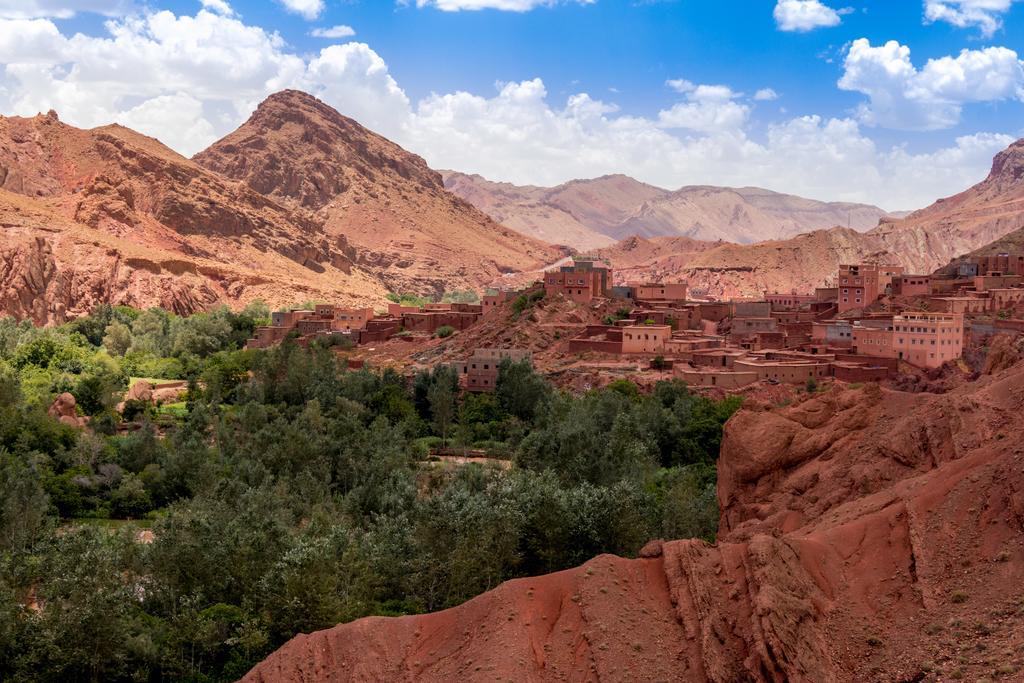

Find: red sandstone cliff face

[243,363,1024,683]
[194,91,562,297]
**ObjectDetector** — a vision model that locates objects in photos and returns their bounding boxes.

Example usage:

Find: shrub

[435,326,455,339]
[950,590,969,604]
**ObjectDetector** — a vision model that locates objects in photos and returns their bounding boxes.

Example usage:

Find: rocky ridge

[443,171,896,250]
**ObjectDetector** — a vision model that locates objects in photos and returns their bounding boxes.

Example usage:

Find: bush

[435,326,456,339]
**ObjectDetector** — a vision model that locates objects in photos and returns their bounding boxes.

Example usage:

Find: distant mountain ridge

[604,137,1024,298]
[443,171,898,250]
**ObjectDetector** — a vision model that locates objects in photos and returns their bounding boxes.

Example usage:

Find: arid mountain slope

[443,171,895,249]
[0,110,391,323]
[244,363,1024,682]
[195,91,562,295]
[616,138,1024,298]
[0,94,560,324]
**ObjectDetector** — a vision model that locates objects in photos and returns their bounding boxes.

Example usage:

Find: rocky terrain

[611,138,1024,298]
[0,94,559,325]
[195,91,562,297]
[444,171,896,250]
[243,354,1024,682]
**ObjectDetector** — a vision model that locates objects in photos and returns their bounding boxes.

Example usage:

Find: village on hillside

[244,252,1024,393]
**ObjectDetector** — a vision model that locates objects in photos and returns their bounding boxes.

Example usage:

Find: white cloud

[116,92,219,153]
[277,0,323,20]
[839,38,1024,130]
[754,88,779,101]
[199,0,234,16]
[406,0,594,11]
[0,0,130,19]
[773,0,849,31]
[0,7,1014,211]
[657,84,750,133]
[311,25,356,39]
[924,0,1018,37]
[666,79,695,93]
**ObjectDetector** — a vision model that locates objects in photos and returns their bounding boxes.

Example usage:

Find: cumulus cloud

[0,7,1014,210]
[405,0,595,11]
[311,25,356,39]
[924,0,1018,37]
[199,0,234,16]
[754,88,779,101]
[838,38,1024,130]
[277,0,323,20]
[773,0,850,32]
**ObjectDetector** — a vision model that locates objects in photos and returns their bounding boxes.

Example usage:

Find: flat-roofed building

[891,275,931,297]
[621,325,672,354]
[852,320,896,358]
[544,258,612,302]
[893,312,964,368]
[838,263,904,313]
[455,348,531,392]
[765,292,816,309]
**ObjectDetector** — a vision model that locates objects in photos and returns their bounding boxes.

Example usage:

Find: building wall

[929,297,989,315]
[732,360,832,383]
[677,369,759,389]
[892,276,931,297]
[732,301,772,318]
[852,324,896,358]
[635,283,687,301]
[765,292,816,309]
[621,325,671,354]
[893,312,964,369]
[990,288,1024,311]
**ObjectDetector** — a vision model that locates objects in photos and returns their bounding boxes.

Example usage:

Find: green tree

[101,322,133,357]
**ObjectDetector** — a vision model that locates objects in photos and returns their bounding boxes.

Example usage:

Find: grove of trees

[0,303,740,682]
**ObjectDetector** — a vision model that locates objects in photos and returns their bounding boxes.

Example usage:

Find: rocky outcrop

[243,362,1024,683]
[47,393,87,428]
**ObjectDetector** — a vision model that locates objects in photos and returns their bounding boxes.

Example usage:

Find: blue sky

[2,0,1024,209]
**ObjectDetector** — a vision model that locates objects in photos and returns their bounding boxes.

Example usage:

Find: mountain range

[2,89,1024,324]
[0,91,561,325]
[443,171,901,251]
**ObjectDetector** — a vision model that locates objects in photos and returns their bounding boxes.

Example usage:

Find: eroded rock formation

[243,361,1024,682]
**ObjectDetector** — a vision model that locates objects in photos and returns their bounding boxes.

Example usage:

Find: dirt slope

[194,91,562,296]
[443,172,894,250]
[242,361,1024,683]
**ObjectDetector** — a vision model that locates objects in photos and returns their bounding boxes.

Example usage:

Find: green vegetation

[510,289,546,321]
[0,303,741,682]
[435,325,456,339]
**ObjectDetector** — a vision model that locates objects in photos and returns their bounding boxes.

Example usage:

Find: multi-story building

[852,319,896,358]
[544,258,612,302]
[837,264,905,313]
[621,324,672,354]
[892,312,964,368]
[455,348,531,392]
